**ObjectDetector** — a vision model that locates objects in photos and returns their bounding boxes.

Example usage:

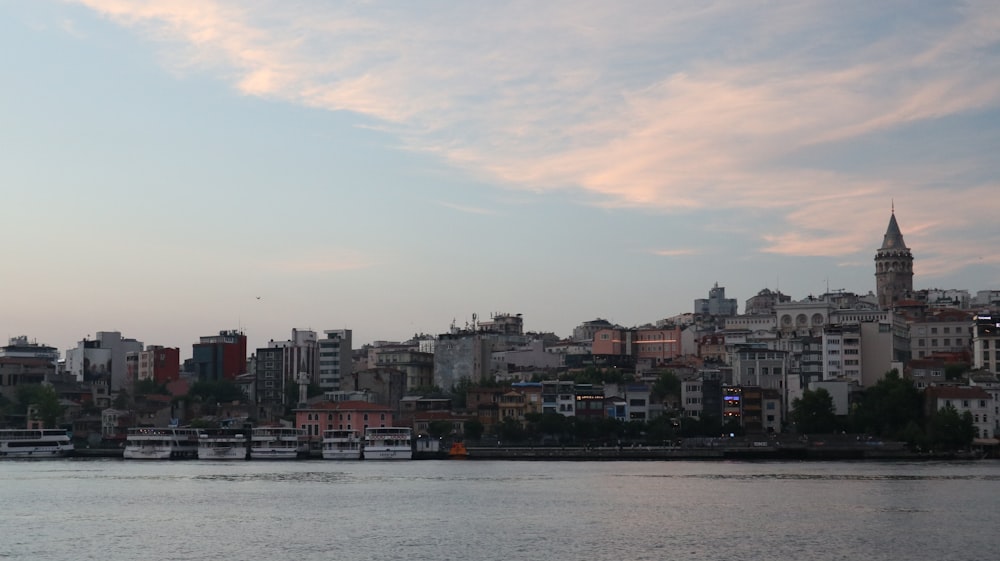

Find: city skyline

[3,2,999,356]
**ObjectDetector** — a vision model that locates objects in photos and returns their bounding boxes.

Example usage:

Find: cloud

[436,202,500,216]
[69,0,1000,278]
[646,248,700,257]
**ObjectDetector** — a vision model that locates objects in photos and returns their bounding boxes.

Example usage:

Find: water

[2,459,998,561]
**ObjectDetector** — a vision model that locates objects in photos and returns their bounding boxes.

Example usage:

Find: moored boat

[363,427,413,460]
[0,429,74,458]
[251,427,307,459]
[123,427,200,460]
[321,429,362,460]
[448,441,469,458]
[198,428,248,460]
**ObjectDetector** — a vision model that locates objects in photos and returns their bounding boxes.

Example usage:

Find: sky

[2,1,999,359]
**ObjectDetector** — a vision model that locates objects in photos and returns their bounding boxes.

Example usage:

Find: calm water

[2,459,999,561]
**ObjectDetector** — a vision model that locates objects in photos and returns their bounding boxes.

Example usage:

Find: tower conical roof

[880,212,907,250]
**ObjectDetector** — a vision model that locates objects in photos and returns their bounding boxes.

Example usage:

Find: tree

[791,388,839,434]
[427,420,454,439]
[463,418,485,441]
[849,370,922,439]
[16,385,64,428]
[650,370,681,403]
[926,404,975,452]
[190,380,245,414]
[136,379,169,395]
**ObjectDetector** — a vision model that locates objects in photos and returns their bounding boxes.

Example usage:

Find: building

[572,319,617,342]
[910,309,973,359]
[591,326,682,369]
[745,288,791,315]
[295,400,394,439]
[874,209,914,309]
[1,336,59,364]
[694,283,739,317]
[972,313,1000,374]
[318,329,352,391]
[0,357,54,401]
[253,347,285,420]
[270,329,320,387]
[924,386,993,439]
[433,332,491,390]
[731,347,787,391]
[374,347,433,391]
[65,331,143,390]
[191,330,247,382]
[344,367,406,415]
[541,380,575,416]
[136,346,181,385]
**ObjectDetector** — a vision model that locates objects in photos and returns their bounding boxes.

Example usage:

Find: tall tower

[874,208,913,309]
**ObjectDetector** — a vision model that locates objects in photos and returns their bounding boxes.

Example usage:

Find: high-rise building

[318,329,352,391]
[875,209,914,309]
[191,330,247,382]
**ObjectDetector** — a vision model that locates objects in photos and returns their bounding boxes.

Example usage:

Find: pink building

[295,400,394,439]
[592,327,682,365]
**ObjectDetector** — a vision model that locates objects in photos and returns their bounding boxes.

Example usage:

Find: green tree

[496,418,527,443]
[650,370,681,403]
[427,420,454,438]
[463,418,485,441]
[849,370,922,439]
[526,412,570,442]
[16,385,64,428]
[791,388,839,434]
[190,380,245,413]
[136,379,169,395]
[926,404,975,452]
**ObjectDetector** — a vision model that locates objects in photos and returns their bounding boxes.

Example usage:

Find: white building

[65,331,143,390]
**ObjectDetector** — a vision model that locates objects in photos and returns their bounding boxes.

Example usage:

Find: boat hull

[364,447,412,460]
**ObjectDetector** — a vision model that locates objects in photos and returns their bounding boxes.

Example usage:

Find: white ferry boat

[198,429,248,460]
[321,429,362,460]
[250,427,307,460]
[123,427,200,460]
[363,427,413,460]
[0,429,74,458]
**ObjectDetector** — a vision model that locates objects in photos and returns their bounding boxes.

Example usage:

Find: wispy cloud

[70,0,1000,280]
[646,248,700,257]
[436,201,500,216]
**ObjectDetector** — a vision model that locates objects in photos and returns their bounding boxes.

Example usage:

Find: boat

[321,429,362,460]
[250,427,307,459]
[0,429,74,458]
[448,441,469,458]
[198,429,248,460]
[123,427,200,460]
[363,427,413,460]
